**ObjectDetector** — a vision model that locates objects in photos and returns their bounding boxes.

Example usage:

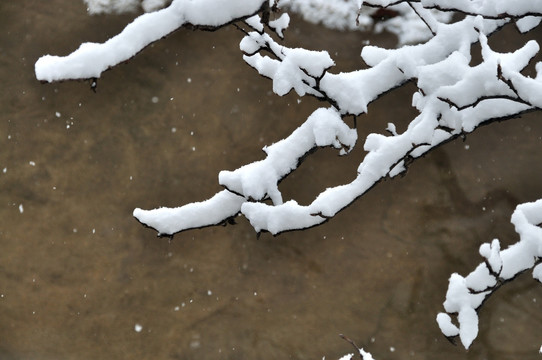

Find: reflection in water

[1,2,542,359]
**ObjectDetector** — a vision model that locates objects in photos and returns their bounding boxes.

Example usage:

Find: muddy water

[2,1,542,359]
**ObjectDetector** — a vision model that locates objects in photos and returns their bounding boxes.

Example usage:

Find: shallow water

[1,2,542,359]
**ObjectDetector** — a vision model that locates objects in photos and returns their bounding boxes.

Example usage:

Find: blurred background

[1,1,542,359]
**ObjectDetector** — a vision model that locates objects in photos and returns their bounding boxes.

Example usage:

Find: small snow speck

[171,127,177,133]
[55,112,61,118]
[29,161,35,166]
[189,338,200,349]
[151,96,159,103]
[134,324,143,332]
[187,78,192,83]
[390,347,395,352]
[207,290,212,296]
[18,204,24,213]
[2,168,6,173]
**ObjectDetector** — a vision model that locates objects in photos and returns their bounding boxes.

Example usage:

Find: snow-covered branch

[437,200,542,349]
[133,107,357,235]
[35,0,269,82]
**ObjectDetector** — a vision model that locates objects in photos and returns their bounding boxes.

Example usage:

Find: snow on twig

[437,200,542,349]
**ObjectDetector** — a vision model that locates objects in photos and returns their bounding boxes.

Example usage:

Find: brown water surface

[1,2,542,359]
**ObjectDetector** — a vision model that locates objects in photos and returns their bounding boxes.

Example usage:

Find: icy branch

[437,200,542,349]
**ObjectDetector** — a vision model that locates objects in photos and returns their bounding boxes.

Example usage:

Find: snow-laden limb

[134,107,356,235]
[313,16,502,115]
[242,14,501,115]
[437,200,542,349]
[219,107,357,205]
[35,0,268,82]
[133,190,245,236]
